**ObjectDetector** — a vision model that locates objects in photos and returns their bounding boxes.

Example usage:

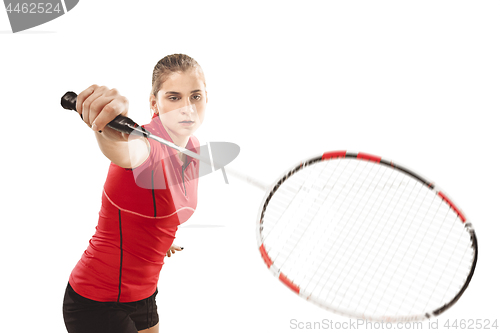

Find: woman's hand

[75,85,150,168]
[76,84,130,142]
[166,244,184,258]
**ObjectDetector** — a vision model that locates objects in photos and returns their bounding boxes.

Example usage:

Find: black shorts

[63,283,159,333]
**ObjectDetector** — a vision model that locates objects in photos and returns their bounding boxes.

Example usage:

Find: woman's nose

[180,104,196,115]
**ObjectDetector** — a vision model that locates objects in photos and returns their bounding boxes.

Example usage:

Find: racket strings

[281,162,346,283]
[275,161,336,267]
[322,163,427,314]
[317,161,397,301]
[404,205,456,308]
[374,191,447,314]
[262,160,344,259]
[260,158,475,320]
[262,170,315,242]
[342,172,422,312]
[266,159,370,275]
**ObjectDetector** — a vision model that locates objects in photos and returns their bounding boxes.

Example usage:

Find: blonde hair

[151,54,205,97]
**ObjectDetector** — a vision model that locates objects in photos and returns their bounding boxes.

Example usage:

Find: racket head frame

[256,150,478,322]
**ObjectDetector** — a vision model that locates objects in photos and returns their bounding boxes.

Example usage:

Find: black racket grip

[61,91,78,111]
[61,91,151,137]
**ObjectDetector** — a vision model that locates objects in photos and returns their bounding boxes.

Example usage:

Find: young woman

[63,54,207,333]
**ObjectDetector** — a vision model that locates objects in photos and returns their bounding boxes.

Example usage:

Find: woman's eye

[168,96,179,101]
[192,95,201,101]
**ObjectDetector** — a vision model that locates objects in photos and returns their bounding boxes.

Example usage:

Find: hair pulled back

[151,54,205,97]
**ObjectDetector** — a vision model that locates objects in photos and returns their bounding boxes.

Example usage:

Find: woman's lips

[179,120,195,126]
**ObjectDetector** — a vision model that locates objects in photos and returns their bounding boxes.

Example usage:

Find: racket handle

[60,91,151,137]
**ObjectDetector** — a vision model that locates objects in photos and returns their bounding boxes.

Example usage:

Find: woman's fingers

[91,94,128,132]
[76,85,129,132]
[172,245,184,251]
[165,245,184,257]
[76,84,98,124]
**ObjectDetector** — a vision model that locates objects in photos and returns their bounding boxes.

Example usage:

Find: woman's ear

[149,94,158,114]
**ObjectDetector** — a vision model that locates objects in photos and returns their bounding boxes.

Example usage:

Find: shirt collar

[150,114,197,166]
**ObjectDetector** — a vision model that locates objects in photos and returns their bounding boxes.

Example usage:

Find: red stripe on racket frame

[356,152,382,163]
[322,151,382,163]
[259,244,273,268]
[322,151,346,160]
[438,192,467,223]
[279,273,300,294]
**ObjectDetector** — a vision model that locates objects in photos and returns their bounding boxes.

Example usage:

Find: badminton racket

[61,91,477,322]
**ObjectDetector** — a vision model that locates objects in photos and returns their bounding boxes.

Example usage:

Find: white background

[0,1,498,332]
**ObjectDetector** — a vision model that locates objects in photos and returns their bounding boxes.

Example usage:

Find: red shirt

[69,115,199,302]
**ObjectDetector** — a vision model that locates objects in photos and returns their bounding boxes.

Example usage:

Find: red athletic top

[69,114,200,302]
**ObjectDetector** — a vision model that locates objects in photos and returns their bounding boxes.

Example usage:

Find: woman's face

[151,69,207,143]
